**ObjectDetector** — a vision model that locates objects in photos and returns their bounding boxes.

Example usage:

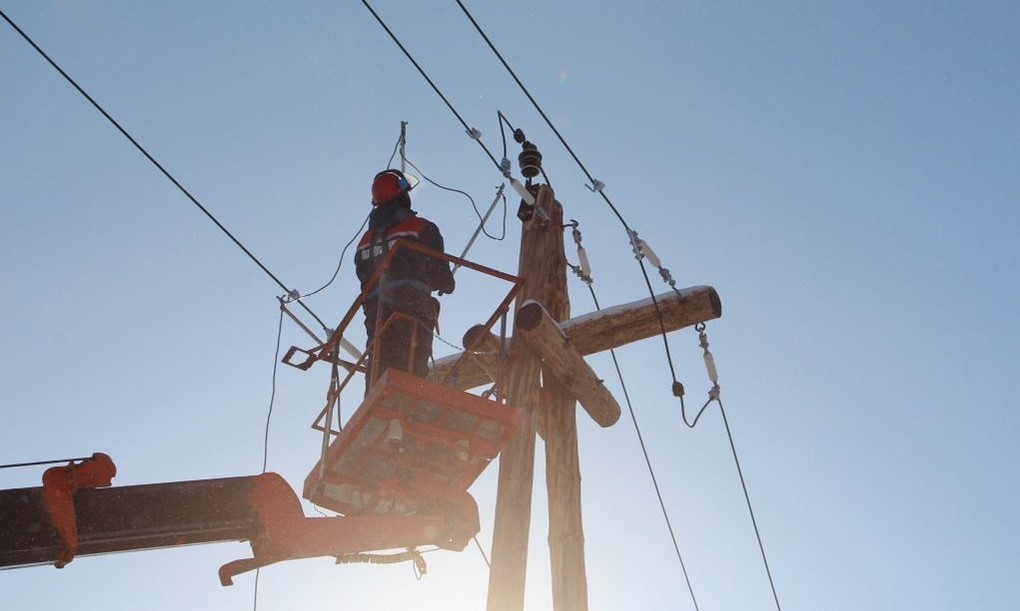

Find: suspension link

[628,229,681,295]
[566,219,594,285]
[696,322,721,400]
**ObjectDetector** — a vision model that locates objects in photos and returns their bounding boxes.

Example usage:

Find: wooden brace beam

[515,301,620,427]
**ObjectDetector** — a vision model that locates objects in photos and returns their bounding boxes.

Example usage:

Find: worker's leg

[362,300,378,390]
[409,296,439,378]
[365,300,413,388]
[367,297,416,379]
[366,290,437,381]
[378,315,415,376]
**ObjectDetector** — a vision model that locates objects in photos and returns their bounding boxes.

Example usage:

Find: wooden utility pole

[487,185,568,611]
[483,185,723,611]
[540,333,588,611]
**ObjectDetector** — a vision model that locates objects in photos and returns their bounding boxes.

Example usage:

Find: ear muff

[372,169,412,205]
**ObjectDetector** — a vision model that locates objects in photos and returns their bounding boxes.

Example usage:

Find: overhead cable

[452,0,687,415]
[358,1,537,208]
[582,282,701,611]
[454,1,624,228]
[260,306,286,474]
[691,324,783,611]
[358,0,501,171]
[0,9,329,333]
[0,457,93,470]
[402,156,507,243]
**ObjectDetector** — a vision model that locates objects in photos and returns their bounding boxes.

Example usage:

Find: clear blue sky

[2,2,1017,610]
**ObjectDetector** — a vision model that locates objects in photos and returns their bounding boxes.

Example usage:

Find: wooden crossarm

[433,285,722,391]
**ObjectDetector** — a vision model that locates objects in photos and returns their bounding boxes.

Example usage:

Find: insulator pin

[566,221,594,284]
[577,245,592,282]
[627,229,660,267]
[639,238,661,268]
[507,177,536,206]
[696,323,721,398]
[629,229,681,295]
[703,350,718,384]
[518,140,543,178]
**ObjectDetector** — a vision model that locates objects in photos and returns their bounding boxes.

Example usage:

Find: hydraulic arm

[0,454,478,585]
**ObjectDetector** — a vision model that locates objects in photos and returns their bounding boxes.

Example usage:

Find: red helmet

[371,169,412,206]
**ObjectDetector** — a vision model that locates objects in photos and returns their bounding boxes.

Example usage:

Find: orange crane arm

[0,454,478,585]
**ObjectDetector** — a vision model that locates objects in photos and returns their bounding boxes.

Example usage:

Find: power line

[402,156,507,242]
[0,457,92,470]
[450,28,773,603]
[687,323,783,611]
[574,255,781,610]
[353,5,696,597]
[717,397,783,611]
[0,8,330,333]
[358,0,502,172]
[6,7,779,607]
[296,214,369,301]
[451,0,687,399]
[584,285,702,611]
[260,305,286,474]
[453,0,628,230]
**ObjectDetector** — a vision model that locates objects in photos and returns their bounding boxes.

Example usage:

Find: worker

[355,169,455,386]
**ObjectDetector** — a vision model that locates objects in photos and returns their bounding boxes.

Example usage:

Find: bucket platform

[303,368,521,520]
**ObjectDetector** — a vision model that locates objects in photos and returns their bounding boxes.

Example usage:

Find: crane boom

[0,458,478,585]
[1,474,261,569]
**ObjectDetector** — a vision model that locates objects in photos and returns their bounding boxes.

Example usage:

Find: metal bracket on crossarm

[41,452,117,568]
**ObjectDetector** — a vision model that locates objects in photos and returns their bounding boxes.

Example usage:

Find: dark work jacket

[355,204,455,305]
